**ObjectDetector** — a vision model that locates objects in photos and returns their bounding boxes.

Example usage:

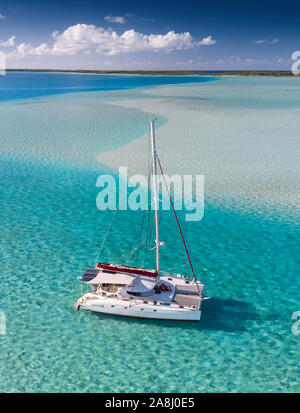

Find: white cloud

[51,24,216,56]
[0,36,15,47]
[105,15,126,24]
[7,24,216,59]
[253,38,280,44]
[52,30,60,39]
[7,42,51,59]
[198,35,216,46]
[0,13,5,20]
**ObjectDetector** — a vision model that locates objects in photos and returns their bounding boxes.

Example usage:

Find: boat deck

[80,269,204,310]
[173,294,201,308]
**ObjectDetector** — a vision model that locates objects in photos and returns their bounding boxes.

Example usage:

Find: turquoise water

[0,71,216,102]
[0,74,299,392]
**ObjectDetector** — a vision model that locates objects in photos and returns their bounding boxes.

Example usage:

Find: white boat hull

[77,294,201,321]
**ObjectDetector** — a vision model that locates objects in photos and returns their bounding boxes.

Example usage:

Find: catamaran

[75,120,205,321]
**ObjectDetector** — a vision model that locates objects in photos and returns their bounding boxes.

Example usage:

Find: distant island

[6,69,296,76]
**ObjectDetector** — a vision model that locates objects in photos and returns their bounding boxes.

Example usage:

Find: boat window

[102,270,117,274]
[127,291,141,297]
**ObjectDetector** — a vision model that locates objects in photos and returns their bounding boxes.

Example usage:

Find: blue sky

[0,0,299,70]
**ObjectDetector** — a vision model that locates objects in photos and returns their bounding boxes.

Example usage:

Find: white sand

[97,77,300,216]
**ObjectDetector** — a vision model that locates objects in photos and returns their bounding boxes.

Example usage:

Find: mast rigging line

[113,216,155,264]
[157,156,201,295]
[94,209,118,267]
[150,120,161,289]
[136,132,153,267]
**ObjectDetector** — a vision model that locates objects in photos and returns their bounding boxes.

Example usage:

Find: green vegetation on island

[6,69,296,76]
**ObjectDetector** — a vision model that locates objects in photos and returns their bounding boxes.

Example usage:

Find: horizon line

[5,68,293,73]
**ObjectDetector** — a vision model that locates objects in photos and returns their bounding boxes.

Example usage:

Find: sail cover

[96,263,157,278]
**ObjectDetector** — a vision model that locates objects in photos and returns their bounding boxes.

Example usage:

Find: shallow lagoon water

[0,71,216,102]
[99,76,300,219]
[0,74,299,392]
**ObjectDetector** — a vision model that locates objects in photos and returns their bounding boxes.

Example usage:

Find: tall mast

[150,120,160,289]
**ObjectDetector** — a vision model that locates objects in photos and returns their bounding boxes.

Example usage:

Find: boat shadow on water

[89,297,258,333]
[198,297,258,333]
